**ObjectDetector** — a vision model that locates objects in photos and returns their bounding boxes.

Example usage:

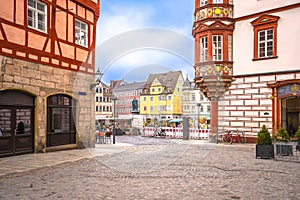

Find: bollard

[183,117,190,140]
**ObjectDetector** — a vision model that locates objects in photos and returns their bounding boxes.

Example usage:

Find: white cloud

[96,5,153,45]
[95,1,195,84]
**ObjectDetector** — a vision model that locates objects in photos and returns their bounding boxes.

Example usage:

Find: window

[207,105,211,112]
[213,35,223,61]
[152,88,155,93]
[150,106,154,112]
[150,97,154,101]
[144,97,147,101]
[200,94,204,101]
[158,88,161,92]
[47,95,76,147]
[27,0,47,32]
[213,0,223,3]
[200,36,208,62]
[96,106,98,112]
[143,106,147,111]
[258,29,274,58]
[168,96,172,100]
[251,15,279,60]
[192,94,196,101]
[75,19,88,47]
[96,97,99,102]
[200,0,208,6]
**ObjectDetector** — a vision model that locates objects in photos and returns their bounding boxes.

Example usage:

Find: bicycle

[222,130,233,144]
[231,129,246,143]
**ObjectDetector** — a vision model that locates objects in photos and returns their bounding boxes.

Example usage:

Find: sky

[95,0,195,84]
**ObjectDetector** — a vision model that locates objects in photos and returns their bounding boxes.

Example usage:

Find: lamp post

[111,95,117,144]
[89,68,103,147]
[197,103,201,129]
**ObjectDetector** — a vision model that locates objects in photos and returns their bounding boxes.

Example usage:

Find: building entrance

[281,96,300,136]
[0,90,34,157]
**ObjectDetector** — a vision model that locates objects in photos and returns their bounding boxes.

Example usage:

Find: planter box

[256,144,274,159]
[276,144,293,156]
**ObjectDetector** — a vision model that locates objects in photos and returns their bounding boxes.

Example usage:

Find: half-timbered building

[0,0,100,157]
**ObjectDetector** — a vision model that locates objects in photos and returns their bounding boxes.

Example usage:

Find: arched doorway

[268,81,300,134]
[0,90,35,157]
[46,94,76,147]
[281,96,300,136]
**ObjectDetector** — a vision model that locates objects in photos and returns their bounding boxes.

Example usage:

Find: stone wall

[0,55,95,152]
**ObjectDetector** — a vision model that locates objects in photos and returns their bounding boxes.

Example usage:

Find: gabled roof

[113,81,146,92]
[144,71,183,93]
[183,74,191,89]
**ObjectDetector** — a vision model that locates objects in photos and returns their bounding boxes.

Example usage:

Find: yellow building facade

[140,71,184,125]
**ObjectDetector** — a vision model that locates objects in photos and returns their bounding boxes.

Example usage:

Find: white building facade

[193,0,300,141]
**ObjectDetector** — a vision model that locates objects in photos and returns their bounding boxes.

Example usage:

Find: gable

[251,14,280,26]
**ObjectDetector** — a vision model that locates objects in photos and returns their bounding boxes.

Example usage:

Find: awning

[168,119,183,123]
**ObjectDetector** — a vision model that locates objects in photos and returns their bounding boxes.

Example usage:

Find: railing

[142,127,210,140]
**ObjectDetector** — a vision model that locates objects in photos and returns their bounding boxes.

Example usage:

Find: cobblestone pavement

[0,136,300,200]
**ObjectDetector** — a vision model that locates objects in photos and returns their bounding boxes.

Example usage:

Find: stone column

[210,99,219,137]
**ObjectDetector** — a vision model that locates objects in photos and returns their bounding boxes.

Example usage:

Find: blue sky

[95,0,195,84]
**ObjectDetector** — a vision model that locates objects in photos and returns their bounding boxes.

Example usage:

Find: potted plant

[295,126,300,151]
[275,127,293,156]
[256,125,274,159]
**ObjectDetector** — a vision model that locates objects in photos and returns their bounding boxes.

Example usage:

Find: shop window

[47,95,76,147]
[251,15,280,60]
[27,0,47,32]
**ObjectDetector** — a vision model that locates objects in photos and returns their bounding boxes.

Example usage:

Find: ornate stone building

[193,0,300,141]
[0,0,100,157]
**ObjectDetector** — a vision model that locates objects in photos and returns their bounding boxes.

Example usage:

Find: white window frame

[75,19,88,47]
[213,35,223,61]
[258,29,274,58]
[200,36,208,62]
[200,0,208,6]
[27,0,47,32]
[213,0,223,3]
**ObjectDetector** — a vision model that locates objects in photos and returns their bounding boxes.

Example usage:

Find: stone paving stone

[0,136,299,199]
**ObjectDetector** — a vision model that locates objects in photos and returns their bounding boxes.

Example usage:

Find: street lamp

[89,68,103,147]
[111,95,117,144]
[197,103,201,129]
